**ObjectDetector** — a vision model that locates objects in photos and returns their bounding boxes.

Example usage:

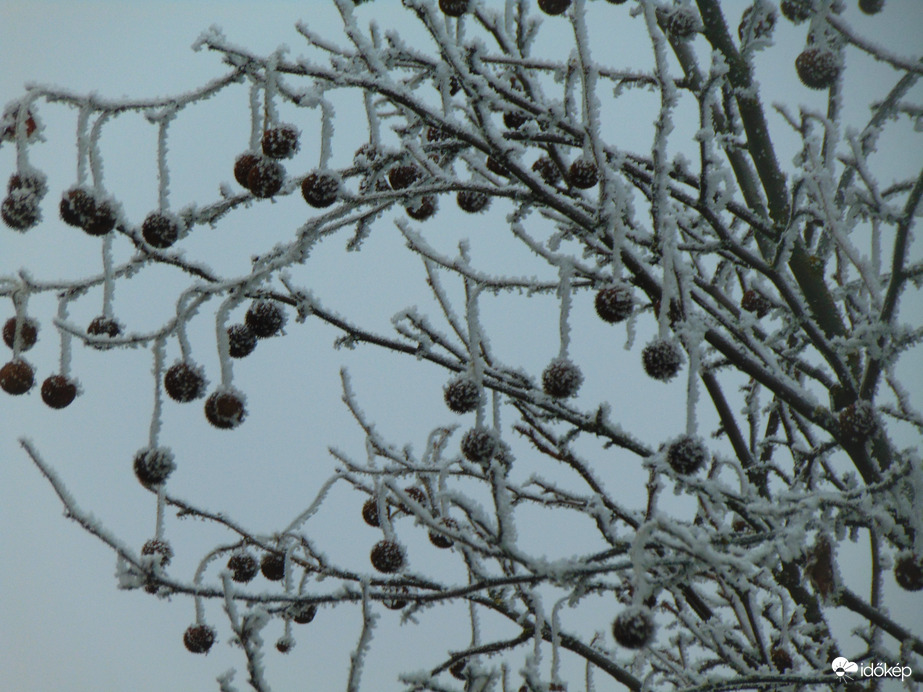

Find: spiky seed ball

[538,0,571,16]
[388,164,421,190]
[796,48,839,90]
[612,607,655,649]
[141,212,180,249]
[656,6,700,39]
[260,553,286,581]
[741,289,771,317]
[542,358,583,399]
[2,192,41,230]
[0,359,34,395]
[503,111,528,130]
[245,301,285,338]
[204,389,246,429]
[371,539,405,573]
[86,316,121,349]
[771,646,793,673]
[486,156,510,177]
[133,447,176,488]
[428,517,459,549]
[595,286,633,324]
[780,0,814,23]
[460,428,497,465]
[227,552,259,583]
[405,195,437,221]
[246,158,286,198]
[666,435,708,475]
[456,190,490,213]
[227,324,257,359]
[164,362,206,402]
[290,603,318,624]
[183,624,216,654]
[362,498,385,527]
[859,0,884,14]
[83,197,116,236]
[142,539,173,567]
[9,173,47,196]
[276,639,293,654]
[234,153,259,187]
[41,375,78,409]
[301,171,340,208]
[3,316,38,351]
[60,188,96,228]
[894,553,923,592]
[838,401,877,442]
[738,4,777,41]
[439,0,468,16]
[532,156,562,185]
[642,339,684,382]
[568,159,598,189]
[353,143,379,166]
[261,125,300,159]
[444,376,480,414]
[382,585,409,610]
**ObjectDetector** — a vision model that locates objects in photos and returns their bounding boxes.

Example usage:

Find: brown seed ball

[290,603,318,624]
[568,159,598,189]
[86,316,121,349]
[83,197,116,237]
[486,156,510,177]
[894,553,923,591]
[859,0,884,14]
[234,153,260,188]
[450,660,468,680]
[227,552,259,583]
[227,324,257,358]
[275,639,293,654]
[3,316,38,351]
[41,374,78,409]
[457,190,490,213]
[301,171,340,208]
[141,539,173,567]
[246,301,286,338]
[353,143,380,166]
[439,0,468,16]
[371,539,405,573]
[771,646,793,673]
[612,607,655,649]
[141,212,180,249]
[656,6,700,39]
[0,359,34,395]
[261,125,300,159]
[183,624,216,654]
[796,48,839,90]
[838,400,877,442]
[405,195,437,221]
[133,447,176,488]
[532,156,562,185]
[642,339,684,382]
[503,111,528,130]
[60,188,96,228]
[381,585,410,610]
[428,517,459,549]
[164,362,206,402]
[260,552,286,581]
[444,376,480,414]
[538,0,571,16]
[541,358,583,399]
[666,435,708,475]
[2,192,41,230]
[741,289,771,317]
[738,4,777,41]
[595,286,633,324]
[388,164,421,190]
[246,158,286,198]
[460,428,498,465]
[362,498,385,527]
[204,389,246,429]
[780,0,814,23]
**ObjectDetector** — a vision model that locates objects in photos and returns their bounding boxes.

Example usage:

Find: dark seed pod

[444,376,480,414]
[227,324,257,359]
[83,197,116,237]
[780,0,814,23]
[141,212,180,249]
[538,0,571,16]
[532,157,562,185]
[428,517,459,549]
[3,316,38,351]
[204,389,246,429]
[457,190,490,213]
[771,646,793,673]
[60,188,96,228]
[370,539,405,573]
[439,0,468,17]
[276,639,293,654]
[806,535,836,599]
[0,359,34,395]
[595,286,633,324]
[141,539,173,567]
[246,301,286,338]
[290,603,318,624]
[568,159,598,189]
[41,374,78,409]
[86,316,121,349]
[405,195,437,221]
[894,553,923,592]
[612,607,655,649]
[398,486,427,514]
[503,111,528,130]
[388,164,421,190]
[164,362,206,403]
[260,552,286,581]
[301,171,340,208]
[460,428,497,465]
[738,4,777,41]
[486,156,510,177]
[362,498,386,527]
[656,6,700,39]
[1,192,41,230]
[261,125,300,159]
[666,435,708,475]
[227,552,259,583]
[234,153,260,187]
[183,624,216,654]
[133,447,176,488]
[838,401,877,442]
[541,358,583,399]
[246,158,286,198]
[642,339,684,382]
[859,0,884,14]
[796,48,839,90]
[741,289,771,317]
[450,660,468,680]
[381,585,410,610]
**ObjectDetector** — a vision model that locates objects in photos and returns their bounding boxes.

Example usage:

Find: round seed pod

[261,125,300,159]
[141,539,173,567]
[396,486,428,515]
[894,553,923,592]
[541,358,583,399]
[204,389,246,429]
[86,316,121,349]
[164,361,206,403]
[7,172,46,197]
[532,157,562,185]
[183,624,216,654]
[771,646,793,673]
[428,517,459,549]
[0,359,34,395]
[133,447,176,488]
[738,4,777,41]
[227,324,257,358]
[234,153,260,187]
[290,603,318,624]
[1,191,41,230]
[245,301,286,338]
[353,143,379,166]
[859,0,884,14]
[612,607,655,649]
[59,188,96,228]
[656,6,700,39]
[439,0,468,17]
[362,498,386,527]
[595,286,633,324]
[457,190,490,213]
[370,539,405,573]
[41,374,78,409]
[246,158,286,198]
[741,289,771,317]
[486,156,510,177]
[838,401,877,442]
[141,211,181,249]
[276,639,293,654]
[301,171,340,208]
[83,197,116,236]
[503,111,528,130]
[568,159,598,189]
[260,552,286,581]
[405,195,437,221]
[227,552,259,583]
[642,339,684,382]
[780,0,814,23]
[444,376,480,414]
[388,164,421,190]
[3,316,38,351]
[381,585,410,610]
[460,428,498,465]
[796,48,839,90]
[666,435,708,475]
[538,0,571,16]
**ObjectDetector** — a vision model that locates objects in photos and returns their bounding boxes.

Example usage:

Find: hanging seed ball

[738,4,777,41]
[405,195,438,221]
[780,0,814,23]
[261,124,300,159]
[227,552,259,583]
[164,361,206,402]
[656,6,700,39]
[894,553,923,592]
[538,0,571,16]
[41,375,78,409]
[133,447,176,488]
[771,646,793,673]
[183,624,216,654]
[859,0,884,14]
[456,190,490,214]
[796,48,839,90]
[370,539,405,574]
[444,376,480,414]
[301,171,340,208]
[666,435,709,475]
[0,107,37,142]
[642,339,684,382]
[388,164,421,190]
[141,539,173,567]
[595,286,633,324]
[234,153,260,187]
[0,359,34,395]
[486,156,510,177]
[227,324,257,359]
[260,552,286,581]
[439,0,468,16]
[290,603,318,624]
[532,156,562,185]
[837,401,877,442]
[362,498,386,527]
[83,197,116,237]
[741,289,771,318]
[568,159,598,189]
[460,428,498,465]
[141,211,180,249]
[382,585,410,610]
[59,188,95,228]
[1,192,41,230]
[428,517,459,549]
[275,639,293,654]
[86,316,121,350]
[3,316,38,351]
[353,143,379,166]
[204,389,246,429]
[503,111,528,130]
[612,607,655,649]
[542,358,583,399]
[246,158,286,198]
[8,173,46,200]
[450,660,468,680]
[245,301,286,338]
[399,486,428,514]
